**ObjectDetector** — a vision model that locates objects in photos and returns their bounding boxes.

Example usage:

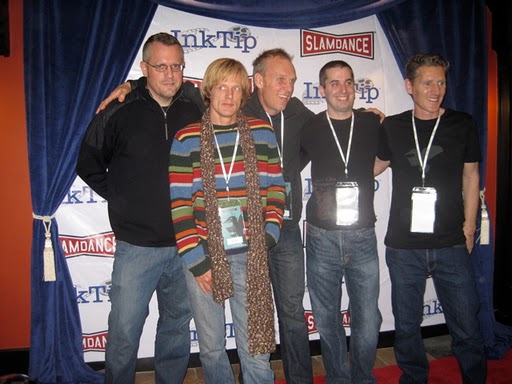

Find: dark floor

[133,334,453,384]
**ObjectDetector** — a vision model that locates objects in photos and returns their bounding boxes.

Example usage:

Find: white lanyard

[326,112,354,179]
[266,111,285,168]
[411,111,441,186]
[214,130,239,194]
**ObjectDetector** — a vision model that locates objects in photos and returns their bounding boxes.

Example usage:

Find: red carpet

[275,349,512,384]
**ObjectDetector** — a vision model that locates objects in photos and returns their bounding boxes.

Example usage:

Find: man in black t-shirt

[375,53,486,384]
[301,60,382,384]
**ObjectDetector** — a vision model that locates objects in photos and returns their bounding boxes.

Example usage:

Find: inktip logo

[423,298,444,320]
[355,78,374,94]
[226,25,252,42]
[301,82,324,106]
[301,78,380,106]
[171,26,257,54]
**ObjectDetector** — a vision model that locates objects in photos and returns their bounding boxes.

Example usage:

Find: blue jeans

[184,251,274,384]
[268,224,313,384]
[386,246,487,384]
[306,224,382,384]
[105,241,192,384]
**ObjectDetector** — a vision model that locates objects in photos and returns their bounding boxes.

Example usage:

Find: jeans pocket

[306,222,324,238]
[355,227,377,242]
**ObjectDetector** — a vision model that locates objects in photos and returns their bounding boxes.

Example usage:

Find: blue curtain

[151,0,408,28]
[24,1,157,382]
[23,0,499,382]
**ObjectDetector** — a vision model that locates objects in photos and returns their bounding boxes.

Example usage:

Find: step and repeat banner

[56,6,446,363]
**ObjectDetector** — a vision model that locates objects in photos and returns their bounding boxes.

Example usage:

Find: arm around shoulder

[95,77,147,114]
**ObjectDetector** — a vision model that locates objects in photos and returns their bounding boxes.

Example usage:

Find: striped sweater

[169,117,285,276]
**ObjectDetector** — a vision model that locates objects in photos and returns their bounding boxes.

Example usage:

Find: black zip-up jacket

[244,90,314,229]
[76,85,202,247]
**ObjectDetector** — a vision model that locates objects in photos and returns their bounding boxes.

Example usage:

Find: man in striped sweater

[169,58,285,384]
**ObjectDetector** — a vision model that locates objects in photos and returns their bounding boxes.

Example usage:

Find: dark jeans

[386,245,487,384]
[269,224,313,384]
[105,241,191,384]
[306,224,381,384]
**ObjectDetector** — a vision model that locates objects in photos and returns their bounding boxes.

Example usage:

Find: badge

[335,181,359,226]
[218,200,248,250]
[283,181,293,220]
[410,186,437,233]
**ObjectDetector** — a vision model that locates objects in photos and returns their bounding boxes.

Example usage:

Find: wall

[0,0,31,349]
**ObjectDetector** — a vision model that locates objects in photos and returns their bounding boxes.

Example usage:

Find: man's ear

[254,72,264,89]
[405,78,413,95]
[319,84,326,98]
[140,61,148,77]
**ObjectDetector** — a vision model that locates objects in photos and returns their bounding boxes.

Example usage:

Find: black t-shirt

[377,109,481,249]
[301,109,380,230]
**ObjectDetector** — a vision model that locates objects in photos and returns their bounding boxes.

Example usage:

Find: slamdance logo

[169,26,257,53]
[301,29,374,59]
[83,331,108,352]
[305,310,351,334]
[60,232,116,258]
[83,326,222,353]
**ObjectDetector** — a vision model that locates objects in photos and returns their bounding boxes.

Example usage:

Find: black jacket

[76,85,202,247]
[244,90,314,228]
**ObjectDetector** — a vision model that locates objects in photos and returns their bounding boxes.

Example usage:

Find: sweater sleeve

[169,128,211,276]
[261,128,286,249]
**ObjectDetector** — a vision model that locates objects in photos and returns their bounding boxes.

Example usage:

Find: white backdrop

[57,6,446,363]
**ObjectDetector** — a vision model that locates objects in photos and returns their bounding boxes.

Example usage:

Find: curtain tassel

[33,213,57,281]
[479,189,489,245]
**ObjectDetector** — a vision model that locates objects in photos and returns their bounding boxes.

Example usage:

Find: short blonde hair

[200,58,250,107]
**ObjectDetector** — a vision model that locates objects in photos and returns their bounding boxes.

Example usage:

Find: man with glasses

[76,32,202,384]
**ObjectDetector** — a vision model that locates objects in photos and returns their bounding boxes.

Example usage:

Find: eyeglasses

[144,61,185,72]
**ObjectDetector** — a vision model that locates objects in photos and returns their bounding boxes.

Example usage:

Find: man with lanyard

[375,53,486,384]
[301,60,382,384]
[97,48,315,384]
[169,57,285,383]
[96,49,384,384]
[243,49,316,384]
